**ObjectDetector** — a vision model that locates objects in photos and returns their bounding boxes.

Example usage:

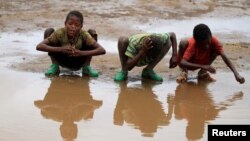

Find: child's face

[65,15,82,38]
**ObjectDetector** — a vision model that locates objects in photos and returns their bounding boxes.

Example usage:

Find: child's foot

[141,69,163,81]
[198,72,216,82]
[176,71,187,83]
[114,70,128,81]
[82,66,99,77]
[45,64,60,76]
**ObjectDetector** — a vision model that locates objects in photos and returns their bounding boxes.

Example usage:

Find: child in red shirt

[176,23,245,84]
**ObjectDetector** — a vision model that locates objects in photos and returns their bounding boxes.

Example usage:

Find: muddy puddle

[0,69,249,141]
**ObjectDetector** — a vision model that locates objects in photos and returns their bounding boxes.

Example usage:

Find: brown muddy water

[0,68,249,141]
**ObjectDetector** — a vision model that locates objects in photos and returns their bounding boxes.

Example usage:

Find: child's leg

[141,40,171,81]
[118,36,129,72]
[43,28,60,76]
[82,28,98,67]
[209,51,218,64]
[44,28,60,66]
[145,41,171,70]
[197,51,218,81]
[176,39,189,83]
[198,50,218,73]
[114,36,129,81]
[81,29,99,77]
[177,39,189,71]
[81,56,99,77]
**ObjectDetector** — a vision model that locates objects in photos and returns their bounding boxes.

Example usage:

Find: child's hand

[142,37,153,51]
[69,49,82,57]
[235,74,245,84]
[60,45,74,54]
[202,65,216,74]
[69,45,76,54]
[169,56,178,68]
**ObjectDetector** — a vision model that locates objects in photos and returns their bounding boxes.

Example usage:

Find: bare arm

[127,50,147,71]
[37,39,105,56]
[180,59,216,73]
[36,38,70,53]
[220,53,245,84]
[169,32,177,57]
[168,32,178,68]
[126,37,152,71]
[73,42,106,57]
[36,39,72,54]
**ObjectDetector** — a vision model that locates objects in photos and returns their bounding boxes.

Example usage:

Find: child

[176,23,245,84]
[114,32,178,81]
[36,10,105,77]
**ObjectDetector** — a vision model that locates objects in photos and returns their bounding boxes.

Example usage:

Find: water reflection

[34,76,103,140]
[113,81,171,137]
[168,81,243,140]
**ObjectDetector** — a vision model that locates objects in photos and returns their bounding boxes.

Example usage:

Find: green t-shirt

[125,33,169,66]
[48,28,96,50]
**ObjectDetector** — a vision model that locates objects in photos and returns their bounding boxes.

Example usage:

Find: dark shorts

[48,45,92,70]
[49,52,89,70]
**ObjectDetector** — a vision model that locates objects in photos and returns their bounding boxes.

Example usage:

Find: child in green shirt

[114,32,178,81]
[36,10,105,77]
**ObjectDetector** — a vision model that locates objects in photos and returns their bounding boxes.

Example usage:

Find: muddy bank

[3,42,248,82]
[1,0,250,39]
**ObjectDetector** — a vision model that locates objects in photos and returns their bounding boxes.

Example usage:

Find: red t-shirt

[181,36,224,65]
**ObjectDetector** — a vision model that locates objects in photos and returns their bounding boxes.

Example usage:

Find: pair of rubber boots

[45,64,99,77]
[114,69,163,81]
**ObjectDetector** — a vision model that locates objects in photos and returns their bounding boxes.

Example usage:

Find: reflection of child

[114,82,170,137]
[114,32,178,81]
[36,10,105,77]
[171,81,243,140]
[176,23,245,84]
[34,77,103,140]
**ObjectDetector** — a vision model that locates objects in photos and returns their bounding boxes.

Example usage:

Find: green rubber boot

[82,66,99,77]
[141,69,163,81]
[114,70,128,81]
[45,64,60,76]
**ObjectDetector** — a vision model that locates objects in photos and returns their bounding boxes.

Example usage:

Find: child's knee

[87,29,98,41]
[211,52,218,59]
[118,36,129,44]
[44,28,55,39]
[118,36,129,48]
[179,40,188,50]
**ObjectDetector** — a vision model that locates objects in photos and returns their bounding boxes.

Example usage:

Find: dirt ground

[1,0,250,79]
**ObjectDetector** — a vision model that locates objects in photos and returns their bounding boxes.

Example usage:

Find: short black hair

[193,23,212,42]
[65,10,84,25]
